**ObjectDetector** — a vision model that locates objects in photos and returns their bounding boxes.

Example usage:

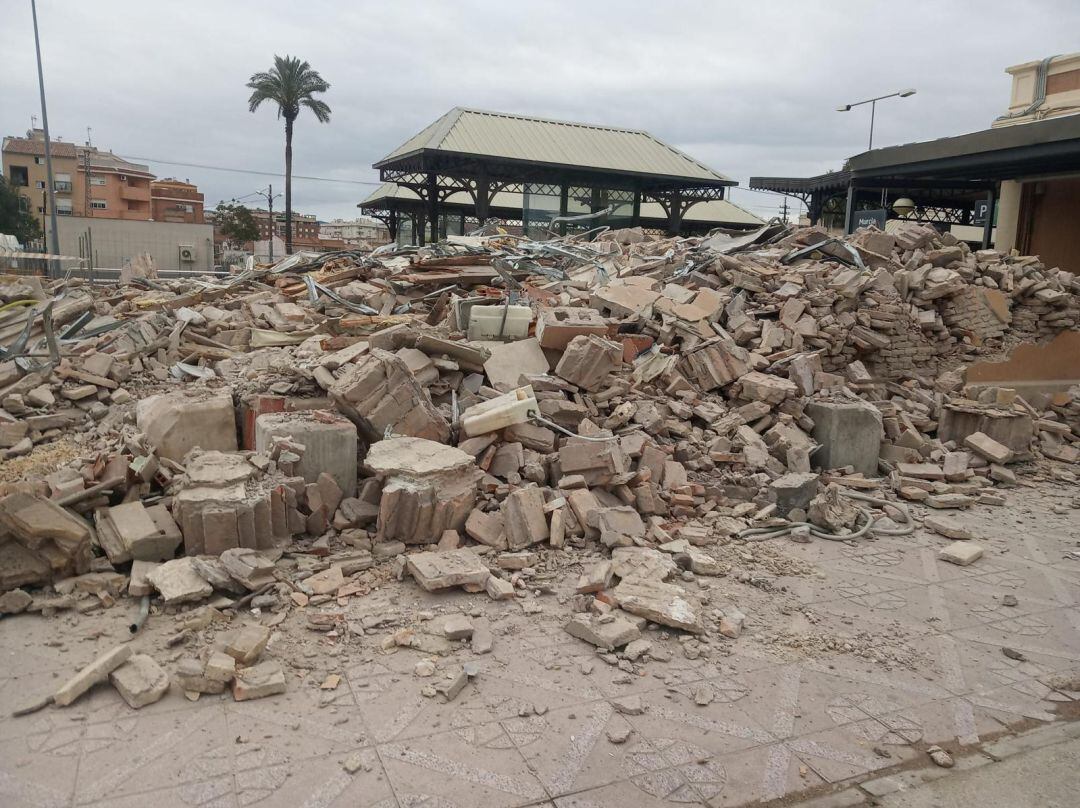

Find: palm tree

[247,55,331,255]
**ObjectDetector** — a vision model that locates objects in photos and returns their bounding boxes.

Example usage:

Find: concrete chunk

[136,391,237,462]
[938,542,984,566]
[611,578,703,633]
[564,613,640,650]
[109,654,169,709]
[407,549,490,592]
[232,661,286,701]
[146,557,213,604]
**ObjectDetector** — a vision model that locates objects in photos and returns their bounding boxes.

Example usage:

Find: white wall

[54,216,214,272]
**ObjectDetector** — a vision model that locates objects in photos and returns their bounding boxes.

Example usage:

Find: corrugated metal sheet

[359,183,761,226]
[377,108,732,183]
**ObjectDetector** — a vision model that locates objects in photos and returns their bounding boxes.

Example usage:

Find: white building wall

[55,216,214,272]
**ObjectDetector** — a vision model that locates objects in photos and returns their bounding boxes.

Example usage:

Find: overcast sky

[3,0,1078,221]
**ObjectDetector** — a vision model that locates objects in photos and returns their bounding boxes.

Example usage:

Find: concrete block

[938,541,984,566]
[407,549,490,591]
[806,400,882,477]
[232,661,286,701]
[483,338,549,393]
[225,624,271,665]
[136,390,237,462]
[554,334,621,392]
[109,654,169,708]
[536,306,609,351]
[255,411,358,497]
[769,472,820,517]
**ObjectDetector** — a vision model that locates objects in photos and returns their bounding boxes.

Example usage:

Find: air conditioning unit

[178,245,196,263]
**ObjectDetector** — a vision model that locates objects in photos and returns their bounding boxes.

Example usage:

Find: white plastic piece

[466,305,532,341]
[461,386,540,437]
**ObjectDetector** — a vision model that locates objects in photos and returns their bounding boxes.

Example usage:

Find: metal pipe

[31,0,60,276]
[129,595,150,635]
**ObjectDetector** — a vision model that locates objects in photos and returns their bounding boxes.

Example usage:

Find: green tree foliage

[0,175,40,245]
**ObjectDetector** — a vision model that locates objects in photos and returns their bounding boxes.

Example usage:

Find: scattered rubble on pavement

[1,219,1079,711]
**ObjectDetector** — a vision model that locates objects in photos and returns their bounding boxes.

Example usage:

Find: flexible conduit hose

[736,491,915,542]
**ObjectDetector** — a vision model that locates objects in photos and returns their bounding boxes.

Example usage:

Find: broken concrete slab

[565,612,641,650]
[146,557,213,604]
[483,338,549,393]
[938,542,984,566]
[805,400,882,477]
[611,578,703,633]
[407,549,490,592]
[54,645,132,707]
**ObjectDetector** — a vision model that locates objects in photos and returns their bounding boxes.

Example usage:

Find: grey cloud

[3,0,1077,220]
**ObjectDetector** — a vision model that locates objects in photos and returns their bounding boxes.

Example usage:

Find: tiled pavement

[1,484,1078,807]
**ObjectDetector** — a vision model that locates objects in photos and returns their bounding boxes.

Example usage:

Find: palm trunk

[284,116,294,255]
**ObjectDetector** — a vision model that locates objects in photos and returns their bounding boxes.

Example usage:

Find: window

[35,180,46,190]
[54,180,72,193]
[35,156,45,165]
[9,166,28,186]
[91,199,107,210]
[90,175,106,186]
[18,196,30,212]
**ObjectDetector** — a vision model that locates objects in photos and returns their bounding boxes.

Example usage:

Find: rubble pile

[1,220,1078,708]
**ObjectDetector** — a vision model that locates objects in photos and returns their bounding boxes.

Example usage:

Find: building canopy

[364,107,758,243]
[749,115,1080,236]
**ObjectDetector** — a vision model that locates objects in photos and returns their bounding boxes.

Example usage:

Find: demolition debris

[1,217,1078,709]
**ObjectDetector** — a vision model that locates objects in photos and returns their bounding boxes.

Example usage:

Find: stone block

[146,557,213,604]
[330,348,449,442]
[225,624,271,665]
[805,400,882,477]
[769,472,820,517]
[564,613,640,650]
[678,338,752,391]
[964,431,1014,464]
[232,661,286,701]
[554,335,621,392]
[104,501,181,562]
[366,438,481,544]
[483,338,550,393]
[611,578,703,633]
[407,549,490,592]
[502,486,549,550]
[938,542,984,566]
[736,371,798,404]
[0,491,92,591]
[136,390,237,462]
[255,411,358,497]
[558,439,629,487]
[465,508,506,549]
[536,306,609,350]
[109,654,169,709]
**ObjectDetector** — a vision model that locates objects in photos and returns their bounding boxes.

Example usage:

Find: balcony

[53,181,72,193]
[121,184,150,202]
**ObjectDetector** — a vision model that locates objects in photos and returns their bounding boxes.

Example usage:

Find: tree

[0,175,40,245]
[246,55,331,255]
[214,201,260,247]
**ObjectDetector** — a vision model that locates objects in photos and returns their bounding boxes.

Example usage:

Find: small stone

[1002,647,1026,661]
[693,685,715,706]
[1002,594,1018,607]
[342,752,366,774]
[204,651,237,683]
[606,721,632,744]
[927,745,954,768]
[0,588,33,614]
[611,695,644,716]
[414,659,436,677]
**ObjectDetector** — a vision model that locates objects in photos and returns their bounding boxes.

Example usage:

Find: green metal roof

[374,108,734,185]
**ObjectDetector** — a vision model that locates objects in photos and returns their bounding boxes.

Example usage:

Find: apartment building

[250,208,321,240]
[318,216,390,245]
[3,129,155,223]
[151,178,205,223]
[2,130,79,221]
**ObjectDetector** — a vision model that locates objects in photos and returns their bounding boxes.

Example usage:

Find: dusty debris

[0,217,1075,720]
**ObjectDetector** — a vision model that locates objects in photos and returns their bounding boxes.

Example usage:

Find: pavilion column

[474,175,491,223]
[426,173,439,244]
[982,185,997,249]
[843,182,858,235]
[666,189,683,236]
[631,189,642,227]
[387,212,398,244]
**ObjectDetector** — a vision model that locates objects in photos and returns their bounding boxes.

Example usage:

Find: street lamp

[837,89,916,150]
